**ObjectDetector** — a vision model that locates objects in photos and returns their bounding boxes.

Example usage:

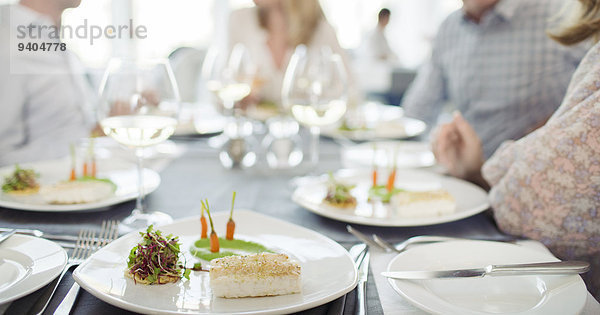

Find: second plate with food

[320,103,426,141]
[0,158,160,212]
[73,210,357,314]
[292,169,489,227]
[341,141,435,169]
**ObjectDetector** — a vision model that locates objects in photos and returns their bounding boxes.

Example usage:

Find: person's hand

[432,112,488,188]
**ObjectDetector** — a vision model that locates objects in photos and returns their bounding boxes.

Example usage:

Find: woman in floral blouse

[433,0,600,298]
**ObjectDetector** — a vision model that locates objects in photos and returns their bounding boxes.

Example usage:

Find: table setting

[1,52,598,315]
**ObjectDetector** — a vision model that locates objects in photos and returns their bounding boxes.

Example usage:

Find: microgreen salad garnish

[2,164,39,193]
[126,225,199,285]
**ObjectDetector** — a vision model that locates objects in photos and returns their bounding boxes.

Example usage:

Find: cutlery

[0,227,116,248]
[349,243,369,315]
[0,229,16,244]
[348,225,521,254]
[381,261,590,280]
[54,220,119,315]
[27,220,118,315]
[346,225,380,249]
[372,234,520,254]
[0,227,82,242]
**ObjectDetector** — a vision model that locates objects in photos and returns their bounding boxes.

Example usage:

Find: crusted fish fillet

[391,190,456,218]
[40,181,113,204]
[210,253,301,298]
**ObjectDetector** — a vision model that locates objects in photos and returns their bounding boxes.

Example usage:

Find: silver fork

[348,225,483,254]
[54,220,119,315]
[369,230,521,254]
[29,228,94,315]
[373,235,465,253]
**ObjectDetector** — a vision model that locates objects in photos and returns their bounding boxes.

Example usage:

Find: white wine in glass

[203,44,259,168]
[282,45,348,168]
[203,44,254,113]
[98,58,180,232]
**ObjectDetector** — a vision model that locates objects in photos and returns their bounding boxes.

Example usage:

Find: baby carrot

[226,191,236,240]
[89,138,96,178]
[204,199,219,253]
[386,169,396,192]
[372,169,378,188]
[372,144,377,187]
[83,162,89,177]
[200,200,208,239]
[69,143,76,181]
[386,147,398,192]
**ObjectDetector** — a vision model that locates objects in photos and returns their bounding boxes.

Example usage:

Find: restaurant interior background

[3,0,600,313]
[0,0,461,104]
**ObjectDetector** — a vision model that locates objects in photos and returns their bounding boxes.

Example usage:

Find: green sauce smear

[368,185,405,203]
[190,238,272,261]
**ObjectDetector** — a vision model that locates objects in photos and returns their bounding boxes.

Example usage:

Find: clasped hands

[431,112,489,190]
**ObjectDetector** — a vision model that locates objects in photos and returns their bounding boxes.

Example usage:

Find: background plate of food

[73,210,357,314]
[173,103,226,138]
[341,141,436,169]
[292,169,489,227]
[320,103,427,141]
[0,158,160,212]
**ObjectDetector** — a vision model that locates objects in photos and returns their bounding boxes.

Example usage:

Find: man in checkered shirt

[402,0,588,158]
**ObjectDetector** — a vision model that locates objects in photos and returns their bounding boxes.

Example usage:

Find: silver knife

[0,229,16,244]
[0,227,78,242]
[382,261,590,280]
[355,248,370,315]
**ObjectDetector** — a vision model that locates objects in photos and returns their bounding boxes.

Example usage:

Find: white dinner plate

[0,159,160,212]
[73,210,358,314]
[0,234,67,304]
[386,240,588,315]
[342,141,435,169]
[173,103,226,137]
[321,104,426,141]
[292,169,489,227]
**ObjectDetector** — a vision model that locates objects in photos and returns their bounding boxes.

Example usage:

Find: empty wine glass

[282,45,348,168]
[98,58,180,232]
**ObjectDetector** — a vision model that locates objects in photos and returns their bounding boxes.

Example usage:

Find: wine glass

[98,58,180,232]
[202,44,255,116]
[202,44,259,168]
[282,45,348,168]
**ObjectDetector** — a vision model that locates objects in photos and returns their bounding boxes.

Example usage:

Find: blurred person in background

[433,0,600,298]
[0,0,94,166]
[401,0,588,158]
[228,0,355,109]
[360,8,398,62]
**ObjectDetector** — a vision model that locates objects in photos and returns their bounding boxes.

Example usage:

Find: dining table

[1,133,598,315]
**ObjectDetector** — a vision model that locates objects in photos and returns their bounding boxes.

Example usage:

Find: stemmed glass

[202,43,255,117]
[282,45,348,168]
[202,44,258,168]
[98,59,180,232]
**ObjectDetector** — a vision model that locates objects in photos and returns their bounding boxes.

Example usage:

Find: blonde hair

[549,0,600,45]
[283,0,324,46]
[257,0,324,47]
